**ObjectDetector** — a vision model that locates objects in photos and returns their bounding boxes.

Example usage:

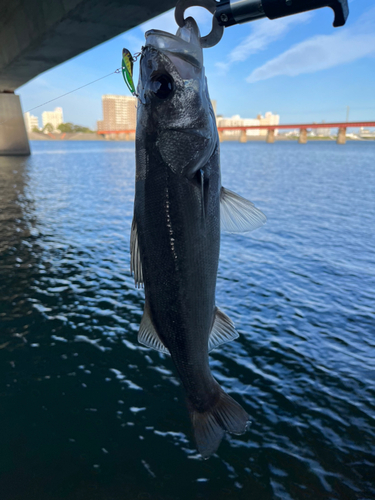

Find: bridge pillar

[267,129,275,143]
[337,127,346,145]
[0,93,30,156]
[299,128,307,144]
[239,129,247,143]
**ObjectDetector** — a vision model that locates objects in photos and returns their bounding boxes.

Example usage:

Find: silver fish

[131,18,266,458]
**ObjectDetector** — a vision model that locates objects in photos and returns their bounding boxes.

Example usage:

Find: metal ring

[174,0,224,48]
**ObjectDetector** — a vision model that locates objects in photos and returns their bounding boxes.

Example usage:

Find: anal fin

[208,307,239,352]
[138,303,170,355]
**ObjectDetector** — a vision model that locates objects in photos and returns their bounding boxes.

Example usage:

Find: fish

[131,17,266,458]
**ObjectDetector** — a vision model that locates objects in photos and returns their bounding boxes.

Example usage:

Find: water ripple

[0,140,374,500]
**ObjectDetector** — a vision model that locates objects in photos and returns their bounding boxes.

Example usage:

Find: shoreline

[28,132,375,142]
[28,132,374,143]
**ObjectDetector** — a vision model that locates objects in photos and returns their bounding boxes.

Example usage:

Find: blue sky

[18,0,375,129]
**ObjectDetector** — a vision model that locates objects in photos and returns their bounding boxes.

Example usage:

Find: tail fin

[189,388,250,459]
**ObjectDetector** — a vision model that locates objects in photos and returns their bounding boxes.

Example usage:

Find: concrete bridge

[0,0,176,155]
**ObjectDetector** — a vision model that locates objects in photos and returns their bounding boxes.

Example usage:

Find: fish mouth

[145,17,203,69]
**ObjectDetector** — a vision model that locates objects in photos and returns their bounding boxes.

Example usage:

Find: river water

[0,140,374,500]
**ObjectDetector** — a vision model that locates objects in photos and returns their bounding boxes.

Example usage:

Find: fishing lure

[122,48,137,95]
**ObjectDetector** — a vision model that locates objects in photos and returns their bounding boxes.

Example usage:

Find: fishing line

[25,68,123,114]
[0,67,122,128]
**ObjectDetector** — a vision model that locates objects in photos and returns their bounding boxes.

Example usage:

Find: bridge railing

[97,121,375,145]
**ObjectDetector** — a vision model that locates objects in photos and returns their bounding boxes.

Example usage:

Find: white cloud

[215,12,313,72]
[246,7,375,83]
[247,31,375,82]
[232,12,313,62]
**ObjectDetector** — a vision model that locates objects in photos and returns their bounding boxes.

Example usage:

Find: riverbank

[28,132,106,141]
[28,132,373,142]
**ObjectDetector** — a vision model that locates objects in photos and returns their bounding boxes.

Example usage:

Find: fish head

[137,18,217,178]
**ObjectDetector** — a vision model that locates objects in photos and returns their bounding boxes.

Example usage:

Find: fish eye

[150,74,174,99]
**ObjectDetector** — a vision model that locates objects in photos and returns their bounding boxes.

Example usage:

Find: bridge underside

[0,0,176,154]
[0,0,177,91]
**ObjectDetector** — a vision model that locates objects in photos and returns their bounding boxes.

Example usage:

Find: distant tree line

[57,123,94,133]
[42,123,54,133]
[32,122,94,133]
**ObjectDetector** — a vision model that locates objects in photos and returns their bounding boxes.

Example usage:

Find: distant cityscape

[24,107,64,133]
[24,96,375,140]
[95,95,281,139]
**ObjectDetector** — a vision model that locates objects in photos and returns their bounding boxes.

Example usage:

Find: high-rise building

[98,95,137,131]
[42,107,63,131]
[217,114,261,137]
[24,112,39,132]
[216,111,280,139]
[257,111,280,136]
[316,121,331,137]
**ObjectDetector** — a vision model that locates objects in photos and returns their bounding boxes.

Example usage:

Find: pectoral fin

[208,307,239,352]
[130,215,143,287]
[138,304,170,355]
[220,187,266,233]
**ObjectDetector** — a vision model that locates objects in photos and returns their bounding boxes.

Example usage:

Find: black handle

[262,0,348,27]
[215,0,349,28]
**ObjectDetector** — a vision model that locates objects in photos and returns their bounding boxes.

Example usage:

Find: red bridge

[97,121,375,144]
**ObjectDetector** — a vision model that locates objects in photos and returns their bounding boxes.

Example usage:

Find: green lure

[122,48,136,95]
